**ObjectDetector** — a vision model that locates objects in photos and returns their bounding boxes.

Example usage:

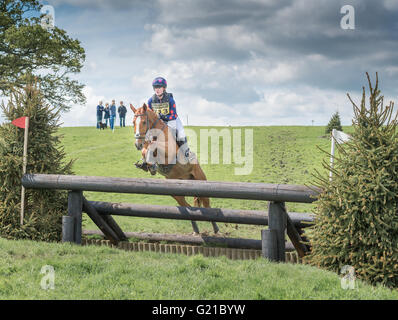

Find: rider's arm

[147,97,153,110]
[165,96,177,121]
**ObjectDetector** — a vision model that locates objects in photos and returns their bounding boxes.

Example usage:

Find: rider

[148,77,189,150]
[137,77,191,174]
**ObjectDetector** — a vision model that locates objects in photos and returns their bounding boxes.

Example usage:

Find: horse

[130,103,219,234]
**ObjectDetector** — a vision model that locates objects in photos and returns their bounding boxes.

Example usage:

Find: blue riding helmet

[152,77,167,89]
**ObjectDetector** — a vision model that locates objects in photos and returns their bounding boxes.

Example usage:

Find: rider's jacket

[148,92,178,122]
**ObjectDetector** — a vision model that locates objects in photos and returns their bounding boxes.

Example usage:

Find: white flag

[333,129,351,144]
[330,129,351,180]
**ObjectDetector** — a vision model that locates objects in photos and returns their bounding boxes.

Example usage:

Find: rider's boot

[177,137,190,158]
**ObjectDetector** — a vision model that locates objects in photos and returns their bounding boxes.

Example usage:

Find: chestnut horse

[130,103,219,234]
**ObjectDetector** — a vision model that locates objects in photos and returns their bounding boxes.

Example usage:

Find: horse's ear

[142,103,147,111]
[130,104,136,113]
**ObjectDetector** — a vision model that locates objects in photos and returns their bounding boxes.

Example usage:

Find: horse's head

[130,103,157,150]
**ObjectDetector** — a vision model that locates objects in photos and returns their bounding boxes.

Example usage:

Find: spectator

[104,103,110,127]
[110,99,117,131]
[96,101,104,129]
[118,101,127,127]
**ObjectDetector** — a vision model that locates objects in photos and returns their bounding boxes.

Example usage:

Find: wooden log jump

[22,173,319,262]
[88,201,314,228]
[21,174,319,202]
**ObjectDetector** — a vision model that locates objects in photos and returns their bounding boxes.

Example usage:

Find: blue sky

[2,0,398,127]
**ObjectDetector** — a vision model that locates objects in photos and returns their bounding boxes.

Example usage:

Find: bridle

[134,110,165,142]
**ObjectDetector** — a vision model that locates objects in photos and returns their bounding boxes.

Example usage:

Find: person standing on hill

[118,101,127,128]
[104,103,110,127]
[110,100,117,131]
[96,101,104,129]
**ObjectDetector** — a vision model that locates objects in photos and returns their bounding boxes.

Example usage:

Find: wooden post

[286,213,308,258]
[68,190,83,245]
[268,201,287,262]
[62,216,75,242]
[261,229,278,261]
[101,214,128,241]
[82,197,121,245]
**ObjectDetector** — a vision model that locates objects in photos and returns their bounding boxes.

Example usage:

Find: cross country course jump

[21,173,319,263]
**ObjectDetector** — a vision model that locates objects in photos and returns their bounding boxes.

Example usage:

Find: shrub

[307,73,398,288]
[0,80,74,241]
[325,111,343,134]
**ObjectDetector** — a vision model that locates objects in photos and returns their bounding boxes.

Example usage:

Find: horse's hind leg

[199,199,219,234]
[191,164,219,234]
[172,195,200,234]
[194,196,219,234]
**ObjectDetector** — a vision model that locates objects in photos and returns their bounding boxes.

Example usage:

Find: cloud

[60,86,105,127]
[2,0,397,129]
[383,0,398,11]
[45,0,155,10]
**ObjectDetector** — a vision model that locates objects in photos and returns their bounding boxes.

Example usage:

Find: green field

[58,125,340,239]
[3,124,398,299]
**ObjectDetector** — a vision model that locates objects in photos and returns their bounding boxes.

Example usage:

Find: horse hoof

[135,162,149,172]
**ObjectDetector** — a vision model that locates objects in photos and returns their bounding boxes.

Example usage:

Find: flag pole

[329,129,336,181]
[20,117,29,225]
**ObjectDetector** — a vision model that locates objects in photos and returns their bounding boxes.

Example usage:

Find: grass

[1,237,397,299]
[4,124,396,299]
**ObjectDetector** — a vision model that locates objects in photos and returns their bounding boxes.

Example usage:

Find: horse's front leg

[143,142,159,175]
[134,143,153,172]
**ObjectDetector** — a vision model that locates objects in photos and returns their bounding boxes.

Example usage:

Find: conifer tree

[325,111,343,134]
[0,79,74,240]
[307,73,398,288]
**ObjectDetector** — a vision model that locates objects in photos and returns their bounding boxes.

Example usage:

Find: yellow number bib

[152,102,170,115]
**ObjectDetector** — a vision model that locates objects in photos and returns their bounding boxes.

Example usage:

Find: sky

[2,0,398,127]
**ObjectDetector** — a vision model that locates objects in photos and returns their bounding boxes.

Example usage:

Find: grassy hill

[57,125,345,239]
[3,124,397,299]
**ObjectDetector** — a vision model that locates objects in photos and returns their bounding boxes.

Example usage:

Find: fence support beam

[261,229,278,261]
[62,216,75,243]
[267,201,287,262]
[82,197,121,245]
[67,190,83,245]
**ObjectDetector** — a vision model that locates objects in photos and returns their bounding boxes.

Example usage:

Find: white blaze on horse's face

[135,115,141,138]
[134,115,143,150]
[134,110,149,151]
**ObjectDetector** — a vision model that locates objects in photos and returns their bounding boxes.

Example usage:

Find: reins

[134,110,166,142]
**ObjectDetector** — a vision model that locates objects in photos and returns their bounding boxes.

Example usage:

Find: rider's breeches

[166,117,186,141]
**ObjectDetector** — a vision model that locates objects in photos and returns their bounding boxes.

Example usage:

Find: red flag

[11,116,28,129]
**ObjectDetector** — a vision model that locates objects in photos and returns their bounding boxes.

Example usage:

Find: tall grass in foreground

[1,238,397,299]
